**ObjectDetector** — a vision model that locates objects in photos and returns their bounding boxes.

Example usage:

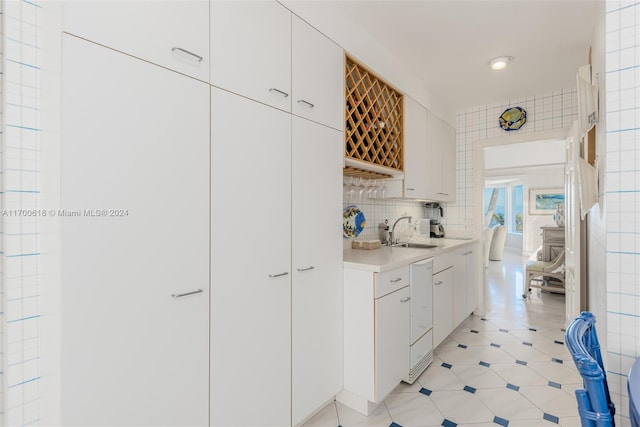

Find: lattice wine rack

[345,56,403,176]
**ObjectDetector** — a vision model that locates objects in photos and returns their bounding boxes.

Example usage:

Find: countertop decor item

[343,205,367,238]
[499,106,527,131]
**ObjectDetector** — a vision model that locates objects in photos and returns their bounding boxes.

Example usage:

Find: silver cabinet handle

[269,272,289,278]
[171,47,203,63]
[434,281,443,286]
[437,192,449,196]
[463,251,473,255]
[400,297,411,303]
[171,288,204,298]
[297,266,315,272]
[406,187,415,191]
[297,99,315,108]
[269,88,289,98]
[390,277,403,283]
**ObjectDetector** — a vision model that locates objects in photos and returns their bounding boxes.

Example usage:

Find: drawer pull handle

[406,187,415,191]
[171,289,204,298]
[297,266,315,272]
[434,281,443,286]
[297,99,315,108]
[269,88,289,98]
[269,272,289,278]
[171,47,203,63]
[463,251,473,255]
[390,277,403,283]
[400,297,411,303]
[437,192,448,196]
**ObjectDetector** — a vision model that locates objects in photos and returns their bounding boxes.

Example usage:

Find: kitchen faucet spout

[389,215,412,245]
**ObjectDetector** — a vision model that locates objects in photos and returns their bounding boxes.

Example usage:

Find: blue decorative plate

[499,107,527,131]
[343,205,366,238]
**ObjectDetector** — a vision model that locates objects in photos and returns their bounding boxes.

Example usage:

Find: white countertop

[343,238,478,272]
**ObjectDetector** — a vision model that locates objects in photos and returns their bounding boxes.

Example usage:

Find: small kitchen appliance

[425,202,445,238]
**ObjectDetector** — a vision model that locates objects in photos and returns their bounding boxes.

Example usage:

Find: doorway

[473,128,572,319]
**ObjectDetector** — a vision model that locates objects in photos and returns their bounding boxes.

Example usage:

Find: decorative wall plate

[343,205,366,238]
[499,107,527,131]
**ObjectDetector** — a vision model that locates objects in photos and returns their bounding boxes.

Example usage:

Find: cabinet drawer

[375,265,410,298]
[433,252,454,274]
[542,227,564,242]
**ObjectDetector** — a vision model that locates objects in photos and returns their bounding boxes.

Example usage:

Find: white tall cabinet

[211,88,293,426]
[292,117,344,425]
[59,1,344,425]
[60,35,210,426]
[425,111,456,202]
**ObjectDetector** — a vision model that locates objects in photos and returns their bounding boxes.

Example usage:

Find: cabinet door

[211,1,291,112]
[403,97,429,199]
[453,250,467,327]
[292,16,344,130]
[375,286,411,402]
[440,121,457,202]
[211,88,292,427]
[63,0,209,81]
[292,117,343,425]
[425,110,443,200]
[61,35,209,426]
[433,268,453,348]
[465,244,478,315]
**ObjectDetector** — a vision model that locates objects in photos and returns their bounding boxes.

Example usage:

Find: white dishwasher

[404,258,434,384]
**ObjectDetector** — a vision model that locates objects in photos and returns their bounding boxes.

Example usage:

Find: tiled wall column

[3,0,42,425]
[605,2,640,426]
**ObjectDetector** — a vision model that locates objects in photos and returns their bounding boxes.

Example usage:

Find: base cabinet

[341,266,411,415]
[432,267,454,348]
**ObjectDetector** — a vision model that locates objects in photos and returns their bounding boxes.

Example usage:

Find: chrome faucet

[389,216,412,245]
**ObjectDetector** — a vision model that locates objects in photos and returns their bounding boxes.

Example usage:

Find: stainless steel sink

[392,242,439,249]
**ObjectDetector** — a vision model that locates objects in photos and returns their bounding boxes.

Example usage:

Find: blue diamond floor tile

[529,327,537,331]
[523,341,533,346]
[500,328,509,333]
[548,381,561,389]
[552,358,563,364]
[543,413,559,423]
[442,419,457,427]
[463,385,476,393]
[390,423,402,427]
[554,340,564,345]
[458,344,468,349]
[491,342,501,348]
[516,360,528,366]
[493,415,509,426]
[506,383,520,391]
[470,329,479,334]
[442,362,453,369]
[420,387,432,396]
[479,361,491,367]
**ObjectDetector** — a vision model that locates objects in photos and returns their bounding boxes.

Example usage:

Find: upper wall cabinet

[292,16,344,131]
[211,1,292,112]
[62,0,209,81]
[425,111,456,202]
[403,96,428,199]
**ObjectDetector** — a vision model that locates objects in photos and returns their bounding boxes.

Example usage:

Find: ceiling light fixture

[490,56,513,70]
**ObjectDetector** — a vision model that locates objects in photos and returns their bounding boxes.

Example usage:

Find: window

[484,187,505,227]
[511,185,523,233]
[484,182,523,234]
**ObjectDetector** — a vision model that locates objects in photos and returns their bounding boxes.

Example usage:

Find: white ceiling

[330,0,598,112]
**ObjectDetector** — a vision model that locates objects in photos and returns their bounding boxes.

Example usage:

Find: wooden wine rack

[345,56,403,177]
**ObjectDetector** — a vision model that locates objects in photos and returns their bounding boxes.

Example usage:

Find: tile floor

[302,250,581,427]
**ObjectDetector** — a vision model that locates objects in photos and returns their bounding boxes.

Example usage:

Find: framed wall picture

[529,188,565,215]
